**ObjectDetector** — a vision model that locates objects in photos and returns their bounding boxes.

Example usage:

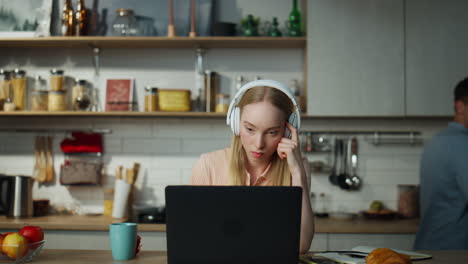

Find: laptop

[165,186,302,264]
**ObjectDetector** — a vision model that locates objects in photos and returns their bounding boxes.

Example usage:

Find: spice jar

[48,90,67,111]
[215,93,229,113]
[111,8,138,36]
[72,79,91,111]
[103,188,114,217]
[50,69,65,91]
[144,86,158,112]
[12,69,26,110]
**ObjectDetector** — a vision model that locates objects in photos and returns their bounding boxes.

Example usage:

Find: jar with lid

[50,69,65,91]
[144,86,158,112]
[111,8,138,36]
[0,69,11,110]
[12,69,26,110]
[48,90,67,111]
[215,93,229,113]
[72,79,91,111]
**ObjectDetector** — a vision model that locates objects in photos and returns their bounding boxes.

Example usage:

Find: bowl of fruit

[0,225,45,263]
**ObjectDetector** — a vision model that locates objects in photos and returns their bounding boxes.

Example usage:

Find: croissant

[366,248,411,264]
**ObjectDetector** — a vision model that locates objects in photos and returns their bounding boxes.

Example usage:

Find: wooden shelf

[0,111,227,118]
[0,111,452,120]
[0,36,306,49]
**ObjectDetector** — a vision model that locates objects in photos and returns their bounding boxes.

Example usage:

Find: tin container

[158,89,191,112]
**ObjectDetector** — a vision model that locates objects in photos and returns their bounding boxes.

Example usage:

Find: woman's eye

[269,130,279,135]
[245,127,254,132]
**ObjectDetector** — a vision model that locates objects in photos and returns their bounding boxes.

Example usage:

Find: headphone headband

[226,79,301,131]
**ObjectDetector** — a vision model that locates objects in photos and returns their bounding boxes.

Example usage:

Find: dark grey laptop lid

[165,186,302,264]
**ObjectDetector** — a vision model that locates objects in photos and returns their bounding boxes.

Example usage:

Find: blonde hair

[228,86,294,186]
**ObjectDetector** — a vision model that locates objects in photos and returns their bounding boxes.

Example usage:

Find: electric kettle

[0,174,34,218]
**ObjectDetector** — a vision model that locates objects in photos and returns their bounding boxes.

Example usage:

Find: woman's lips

[252,152,264,158]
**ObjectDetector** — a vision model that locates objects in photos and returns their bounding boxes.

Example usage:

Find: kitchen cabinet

[307,0,405,116]
[405,0,468,116]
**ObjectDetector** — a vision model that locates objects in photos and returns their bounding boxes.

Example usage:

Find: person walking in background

[190,80,314,254]
[414,77,468,250]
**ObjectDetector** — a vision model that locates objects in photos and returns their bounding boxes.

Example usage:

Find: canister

[158,89,191,112]
[12,69,26,110]
[144,86,158,112]
[48,90,67,111]
[50,69,65,91]
[31,90,49,111]
[215,93,229,113]
[72,79,91,111]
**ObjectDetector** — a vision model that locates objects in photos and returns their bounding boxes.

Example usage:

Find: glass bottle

[111,8,137,36]
[12,69,26,111]
[62,0,75,36]
[268,17,282,37]
[193,48,205,112]
[288,0,302,37]
[75,0,88,36]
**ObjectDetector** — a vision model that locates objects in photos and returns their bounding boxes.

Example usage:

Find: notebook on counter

[165,186,303,264]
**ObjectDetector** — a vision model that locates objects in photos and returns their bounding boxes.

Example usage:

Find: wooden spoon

[33,136,40,180]
[45,136,54,183]
[38,136,47,183]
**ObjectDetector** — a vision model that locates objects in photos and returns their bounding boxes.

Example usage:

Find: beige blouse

[190,148,274,186]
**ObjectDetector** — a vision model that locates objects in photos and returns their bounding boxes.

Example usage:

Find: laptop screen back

[165,186,302,264]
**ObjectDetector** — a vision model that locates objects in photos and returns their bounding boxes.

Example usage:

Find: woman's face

[239,101,286,164]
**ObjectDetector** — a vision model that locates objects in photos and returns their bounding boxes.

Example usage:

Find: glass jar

[50,69,65,91]
[31,90,49,111]
[111,8,138,36]
[215,93,229,113]
[12,69,26,110]
[398,184,419,218]
[48,90,67,111]
[144,86,158,112]
[72,79,91,111]
[0,69,11,110]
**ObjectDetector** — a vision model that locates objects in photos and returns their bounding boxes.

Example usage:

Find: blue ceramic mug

[109,223,137,260]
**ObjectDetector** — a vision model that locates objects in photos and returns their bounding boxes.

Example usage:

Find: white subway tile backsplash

[182,138,230,154]
[122,138,181,154]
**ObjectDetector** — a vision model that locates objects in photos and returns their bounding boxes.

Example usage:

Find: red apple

[19,226,44,244]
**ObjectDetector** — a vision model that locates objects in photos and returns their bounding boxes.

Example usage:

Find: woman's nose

[255,133,265,149]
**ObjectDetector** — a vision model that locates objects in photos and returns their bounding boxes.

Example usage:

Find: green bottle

[288,0,302,37]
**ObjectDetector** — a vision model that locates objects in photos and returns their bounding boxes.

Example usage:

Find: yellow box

[158,89,191,112]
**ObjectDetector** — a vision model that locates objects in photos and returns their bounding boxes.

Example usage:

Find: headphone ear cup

[232,107,240,135]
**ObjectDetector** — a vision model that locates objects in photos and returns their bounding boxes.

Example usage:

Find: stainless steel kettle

[0,175,33,218]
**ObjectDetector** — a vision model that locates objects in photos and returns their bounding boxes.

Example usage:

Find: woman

[191,80,314,254]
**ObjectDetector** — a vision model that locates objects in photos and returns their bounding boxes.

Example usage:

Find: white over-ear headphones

[226,79,301,137]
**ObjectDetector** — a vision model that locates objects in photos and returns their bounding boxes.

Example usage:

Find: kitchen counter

[0,215,418,233]
[26,250,468,263]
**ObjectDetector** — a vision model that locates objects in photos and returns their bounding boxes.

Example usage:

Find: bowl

[0,240,45,263]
